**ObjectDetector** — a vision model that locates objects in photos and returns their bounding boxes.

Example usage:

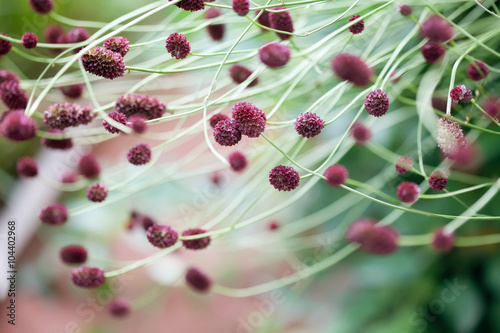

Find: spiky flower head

[81,46,126,80]
[294,112,325,138]
[66,27,90,53]
[348,14,364,34]
[0,69,19,85]
[364,89,389,117]
[209,113,230,128]
[269,7,294,40]
[449,85,472,104]
[182,228,211,250]
[39,203,68,225]
[103,36,130,57]
[205,8,225,41]
[398,4,413,16]
[432,228,455,252]
[395,156,412,174]
[0,33,12,56]
[186,267,212,293]
[213,119,242,146]
[331,54,373,86]
[115,94,166,120]
[60,245,88,265]
[482,97,500,119]
[87,183,108,202]
[17,156,38,177]
[228,151,248,172]
[269,165,300,191]
[256,10,271,30]
[421,42,446,64]
[21,32,38,49]
[396,181,420,203]
[59,84,84,99]
[350,122,372,145]
[146,225,178,248]
[127,144,152,165]
[166,33,191,60]
[43,102,95,130]
[437,116,467,161]
[232,102,266,138]
[429,171,448,191]
[71,266,105,289]
[103,111,127,134]
[129,114,148,134]
[78,154,100,178]
[259,43,291,68]
[107,298,131,318]
[29,0,53,14]
[174,0,205,12]
[467,61,489,81]
[0,81,28,109]
[232,0,250,16]
[229,64,259,87]
[324,164,348,187]
[420,15,454,42]
[0,110,38,141]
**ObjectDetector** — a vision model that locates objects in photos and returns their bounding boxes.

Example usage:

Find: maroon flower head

[232,102,266,138]
[467,61,489,81]
[364,89,389,117]
[41,130,73,149]
[345,218,376,243]
[29,0,53,14]
[44,24,64,44]
[81,46,126,80]
[209,113,229,128]
[259,43,290,68]
[482,97,500,119]
[0,33,12,56]
[359,225,399,255]
[429,170,448,191]
[437,116,467,160]
[62,171,78,184]
[71,266,105,289]
[324,164,348,187]
[67,27,90,53]
[421,42,446,64]
[0,110,38,141]
[39,203,68,225]
[17,156,38,177]
[21,32,38,49]
[59,84,84,99]
[115,94,166,120]
[395,156,412,174]
[232,0,250,16]
[269,165,300,191]
[213,119,242,147]
[432,228,455,252]
[127,144,152,165]
[86,183,108,203]
[107,298,131,318]
[103,111,127,134]
[449,85,472,104]
[396,181,420,203]
[348,14,364,34]
[60,245,88,265]
[331,54,373,86]
[420,15,454,42]
[104,36,130,57]
[182,228,211,250]
[174,0,205,12]
[78,154,100,179]
[269,221,280,230]
[166,33,191,60]
[186,267,211,293]
[229,64,258,87]
[256,10,271,30]
[205,9,225,41]
[350,122,372,145]
[294,112,324,138]
[129,114,148,134]
[0,69,19,85]
[398,4,413,16]
[0,81,28,109]
[269,7,294,40]
[146,224,178,248]
[228,151,248,172]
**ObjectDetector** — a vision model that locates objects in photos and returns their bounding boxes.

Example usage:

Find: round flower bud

[324,164,348,187]
[232,0,249,16]
[127,144,152,165]
[205,8,225,41]
[398,4,412,16]
[175,0,205,12]
[43,102,95,130]
[269,7,294,40]
[228,151,247,172]
[428,171,448,191]
[213,119,242,147]
[232,102,266,137]
[345,218,376,243]
[432,228,455,252]
[0,110,38,141]
[331,54,373,86]
[103,36,130,57]
[0,81,28,109]
[59,84,84,99]
[209,113,229,128]
[396,181,420,203]
[467,61,489,81]
[348,14,364,34]
[17,156,38,177]
[420,15,454,42]
[128,114,147,134]
[186,267,211,293]
[146,225,178,248]
[86,183,108,203]
[115,94,166,120]
[256,10,271,30]
[482,97,500,119]
[103,111,127,134]
[181,228,211,250]
[294,112,324,138]
[60,245,88,265]
[78,154,100,179]
[229,64,258,87]
[0,33,12,56]
[66,27,90,53]
[359,225,399,255]
[259,43,290,68]
[81,46,126,80]
[29,0,53,14]
[39,203,68,225]
[71,266,105,289]
[350,122,371,145]
[166,33,191,60]
[269,221,280,230]
[21,32,38,49]
[364,89,389,117]
[449,85,472,104]
[44,24,64,44]
[0,69,19,85]
[395,156,412,174]
[42,129,75,149]
[61,171,78,184]
[269,165,300,191]
[421,42,446,64]
[107,298,131,318]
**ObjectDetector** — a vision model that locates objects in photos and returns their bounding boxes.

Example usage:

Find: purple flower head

[103,111,127,134]
[213,119,242,147]
[229,64,258,87]
[186,267,212,293]
[71,266,105,288]
[467,61,489,81]
[232,102,266,138]
[0,33,12,56]
[29,0,53,14]
[209,113,230,128]
[345,218,376,243]
[0,110,38,141]
[166,33,191,60]
[348,14,364,34]
[67,27,90,53]
[127,144,152,165]
[81,46,126,80]
[429,171,448,191]
[364,89,389,117]
[146,225,178,248]
[398,4,413,16]
[324,164,348,187]
[107,298,131,318]
[115,94,166,120]
[259,43,290,68]
[182,228,211,250]
[39,203,68,225]
[17,156,38,177]
[129,114,148,133]
[78,154,100,179]
[0,69,19,85]
[44,24,64,44]
[437,117,467,161]
[331,54,373,86]
[294,112,324,138]
[21,32,38,49]
[449,85,472,104]
[228,151,248,172]
[43,102,95,130]
[256,10,271,30]
[232,0,250,16]
[482,97,500,119]
[59,84,84,99]
[60,245,88,265]
[420,15,454,42]
[432,228,455,252]
[269,165,300,191]
[87,183,108,203]
[350,122,371,145]
[104,36,130,57]
[41,131,74,149]
[421,42,446,64]
[346,219,399,255]
[0,81,28,109]
[269,7,294,40]
[205,9,225,41]
[396,181,420,203]
[395,156,412,174]
[173,0,205,12]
